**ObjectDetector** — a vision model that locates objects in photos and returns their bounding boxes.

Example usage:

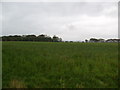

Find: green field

[2,42,118,88]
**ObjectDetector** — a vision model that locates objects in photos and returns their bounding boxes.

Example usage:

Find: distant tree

[53,35,59,42]
[98,39,105,42]
[89,38,99,42]
[59,38,62,42]
[2,34,62,42]
[45,36,52,42]
[38,34,45,38]
[65,41,68,43]
[0,37,2,41]
[26,35,36,41]
[2,35,22,41]
[85,39,88,43]
[37,34,52,42]
[70,41,73,43]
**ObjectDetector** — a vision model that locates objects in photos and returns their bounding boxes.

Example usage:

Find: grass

[2,41,118,88]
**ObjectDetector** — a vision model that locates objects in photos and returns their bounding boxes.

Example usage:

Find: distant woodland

[1,34,120,43]
[1,34,62,42]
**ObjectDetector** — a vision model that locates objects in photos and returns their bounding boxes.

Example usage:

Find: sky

[1,0,119,41]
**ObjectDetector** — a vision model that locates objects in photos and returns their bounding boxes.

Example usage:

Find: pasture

[2,42,118,88]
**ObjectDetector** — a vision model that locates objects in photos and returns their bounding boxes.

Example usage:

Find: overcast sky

[1,1,118,41]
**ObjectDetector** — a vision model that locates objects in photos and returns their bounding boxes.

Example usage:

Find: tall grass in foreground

[2,42,118,88]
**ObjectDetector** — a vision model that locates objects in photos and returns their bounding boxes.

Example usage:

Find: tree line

[1,35,119,43]
[85,38,120,43]
[1,34,62,42]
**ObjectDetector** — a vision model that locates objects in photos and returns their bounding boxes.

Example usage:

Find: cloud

[0,3,2,36]
[2,2,118,41]
[1,0,119,2]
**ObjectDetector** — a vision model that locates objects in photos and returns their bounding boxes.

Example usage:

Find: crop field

[2,42,118,88]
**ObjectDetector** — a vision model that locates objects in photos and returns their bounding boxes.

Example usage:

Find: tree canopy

[1,34,62,42]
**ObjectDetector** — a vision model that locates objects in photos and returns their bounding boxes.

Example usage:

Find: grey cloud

[0,3,2,36]
[2,2,118,41]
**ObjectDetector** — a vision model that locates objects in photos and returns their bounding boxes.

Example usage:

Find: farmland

[2,42,118,88]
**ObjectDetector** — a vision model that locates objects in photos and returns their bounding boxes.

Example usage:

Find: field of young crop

[2,42,118,88]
